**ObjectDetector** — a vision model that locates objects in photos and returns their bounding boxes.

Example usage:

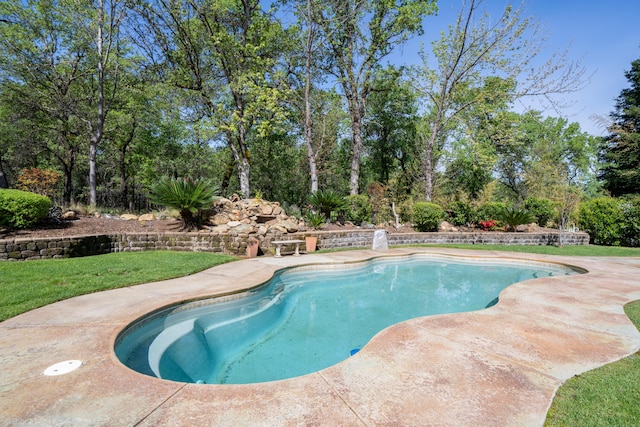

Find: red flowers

[479,219,496,231]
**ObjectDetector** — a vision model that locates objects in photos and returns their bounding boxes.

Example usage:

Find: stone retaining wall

[0,229,590,261]
[386,231,590,246]
[291,230,589,250]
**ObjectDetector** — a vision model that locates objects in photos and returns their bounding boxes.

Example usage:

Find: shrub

[497,206,536,232]
[305,211,326,230]
[447,201,476,226]
[307,190,344,220]
[148,177,219,230]
[578,197,623,246]
[16,167,61,198]
[413,202,445,232]
[0,189,52,228]
[479,219,497,231]
[620,197,640,247]
[525,197,555,227]
[476,202,507,226]
[343,194,372,225]
[284,203,302,219]
[366,181,391,224]
[398,199,414,223]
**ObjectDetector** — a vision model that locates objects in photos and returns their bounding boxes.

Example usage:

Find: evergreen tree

[599,58,640,196]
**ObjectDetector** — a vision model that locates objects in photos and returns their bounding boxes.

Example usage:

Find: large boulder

[210,213,230,225]
[277,219,299,233]
[232,223,255,233]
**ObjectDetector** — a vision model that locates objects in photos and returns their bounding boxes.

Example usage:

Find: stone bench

[271,240,305,257]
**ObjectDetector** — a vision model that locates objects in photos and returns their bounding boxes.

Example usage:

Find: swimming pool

[115,254,580,384]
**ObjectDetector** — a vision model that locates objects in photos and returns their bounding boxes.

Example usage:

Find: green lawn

[545,300,640,426]
[0,251,236,321]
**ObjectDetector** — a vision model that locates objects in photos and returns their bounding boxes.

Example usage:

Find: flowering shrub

[479,219,496,231]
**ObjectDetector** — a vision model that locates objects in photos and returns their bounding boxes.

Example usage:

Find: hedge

[413,202,444,232]
[0,189,52,228]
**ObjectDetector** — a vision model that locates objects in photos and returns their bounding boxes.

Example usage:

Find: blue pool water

[115,254,579,384]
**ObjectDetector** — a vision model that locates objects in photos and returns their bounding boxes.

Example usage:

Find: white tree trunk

[304,0,318,194]
[349,110,363,195]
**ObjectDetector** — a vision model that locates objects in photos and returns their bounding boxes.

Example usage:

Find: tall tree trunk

[227,127,251,198]
[424,133,434,201]
[423,107,445,201]
[89,0,107,206]
[304,0,318,194]
[63,151,75,205]
[348,93,366,195]
[349,115,363,195]
[237,157,250,199]
[89,135,99,206]
[304,73,318,194]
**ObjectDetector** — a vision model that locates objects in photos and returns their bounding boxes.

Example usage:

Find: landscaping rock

[232,223,255,233]
[517,223,541,232]
[439,221,458,232]
[62,211,78,220]
[277,219,299,233]
[209,224,230,233]
[138,213,156,221]
[210,214,230,225]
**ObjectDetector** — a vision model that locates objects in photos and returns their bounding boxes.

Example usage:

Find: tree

[313,0,437,195]
[303,0,319,194]
[307,88,347,192]
[488,111,597,203]
[286,0,324,194]
[84,0,127,206]
[363,66,418,185]
[442,142,494,200]
[0,0,92,203]
[133,0,293,198]
[412,0,587,200]
[599,57,640,196]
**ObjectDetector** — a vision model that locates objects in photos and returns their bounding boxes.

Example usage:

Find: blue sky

[388,0,640,136]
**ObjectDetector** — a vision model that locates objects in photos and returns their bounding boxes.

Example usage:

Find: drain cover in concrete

[44,360,83,376]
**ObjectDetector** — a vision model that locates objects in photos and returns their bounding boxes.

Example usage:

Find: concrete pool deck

[1,247,640,426]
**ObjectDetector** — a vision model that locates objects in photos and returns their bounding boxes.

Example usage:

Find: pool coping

[1,248,640,426]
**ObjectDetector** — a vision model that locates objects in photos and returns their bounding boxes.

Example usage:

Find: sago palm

[307,190,344,220]
[497,206,535,232]
[149,177,219,230]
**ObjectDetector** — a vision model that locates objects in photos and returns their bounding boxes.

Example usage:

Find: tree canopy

[0,0,609,219]
[599,58,640,196]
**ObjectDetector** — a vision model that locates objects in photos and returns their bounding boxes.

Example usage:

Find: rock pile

[206,195,306,237]
[115,195,307,247]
